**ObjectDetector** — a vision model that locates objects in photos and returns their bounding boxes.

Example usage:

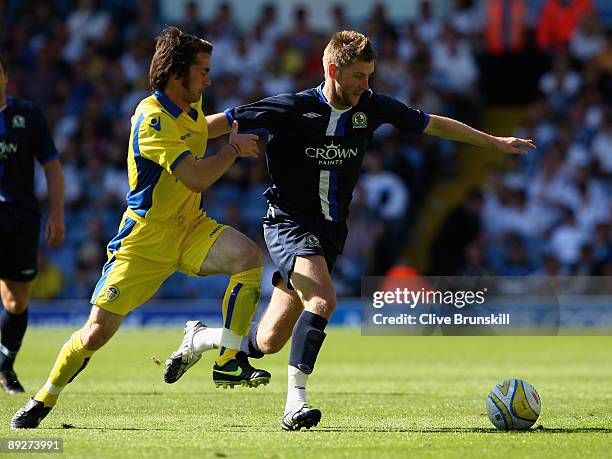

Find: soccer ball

[486,379,541,430]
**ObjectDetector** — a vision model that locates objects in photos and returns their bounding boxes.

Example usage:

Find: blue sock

[289,311,327,374]
[240,322,264,359]
[0,308,28,370]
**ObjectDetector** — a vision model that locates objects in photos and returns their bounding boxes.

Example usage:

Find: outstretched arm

[423,114,535,155]
[206,112,232,139]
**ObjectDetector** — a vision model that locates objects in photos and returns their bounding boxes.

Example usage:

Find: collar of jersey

[154,90,185,119]
[315,82,327,104]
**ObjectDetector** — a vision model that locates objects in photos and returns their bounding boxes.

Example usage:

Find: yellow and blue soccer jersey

[127,90,208,222]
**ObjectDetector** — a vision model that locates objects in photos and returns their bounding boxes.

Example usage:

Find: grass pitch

[1,328,611,458]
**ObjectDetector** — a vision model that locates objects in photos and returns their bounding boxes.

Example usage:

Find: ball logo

[352,112,367,129]
[306,234,321,247]
[105,286,120,302]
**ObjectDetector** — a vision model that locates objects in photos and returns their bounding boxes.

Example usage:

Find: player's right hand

[229,120,259,158]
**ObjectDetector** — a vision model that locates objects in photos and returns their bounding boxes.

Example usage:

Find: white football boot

[164,321,206,383]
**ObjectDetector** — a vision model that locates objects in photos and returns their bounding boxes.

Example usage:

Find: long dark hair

[149,26,213,91]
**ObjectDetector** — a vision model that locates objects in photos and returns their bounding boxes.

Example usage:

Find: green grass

[1,328,611,458]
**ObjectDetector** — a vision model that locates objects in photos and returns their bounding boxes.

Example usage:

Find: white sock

[219,328,242,350]
[285,365,308,414]
[192,327,222,354]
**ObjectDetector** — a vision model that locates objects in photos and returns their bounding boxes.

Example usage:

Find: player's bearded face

[334,60,375,108]
[182,52,211,103]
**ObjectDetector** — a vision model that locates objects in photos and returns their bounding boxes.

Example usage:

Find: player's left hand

[45,210,65,248]
[492,137,536,155]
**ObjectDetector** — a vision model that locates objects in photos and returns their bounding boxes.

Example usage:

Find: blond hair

[322,30,376,74]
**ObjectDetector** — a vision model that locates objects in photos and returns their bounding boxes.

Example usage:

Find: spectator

[497,237,533,275]
[450,0,483,39]
[538,51,582,109]
[360,154,410,274]
[536,0,594,53]
[415,0,441,43]
[591,111,612,177]
[430,189,483,275]
[63,0,110,62]
[484,0,527,56]
[549,207,587,266]
[569,11,606,62]
[456,239,495,276]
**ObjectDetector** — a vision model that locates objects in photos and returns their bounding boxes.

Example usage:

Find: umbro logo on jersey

[149,116,161,131]
[302,112,322,118]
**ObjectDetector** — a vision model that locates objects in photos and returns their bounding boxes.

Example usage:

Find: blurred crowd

[0,0,610,300]
[431,0,612,279]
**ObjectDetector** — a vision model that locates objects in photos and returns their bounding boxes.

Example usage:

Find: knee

[80,323,113,351]
[2,298,28,315]
[232,241,263,274]
[304,293,336,319]
[257,330,286,355]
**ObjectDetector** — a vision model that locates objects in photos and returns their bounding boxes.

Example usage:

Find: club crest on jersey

[149,116,161,131]
[352,112,367,129]
[306,234,321,248]
[12,115,26,128]
[105,285,120,302]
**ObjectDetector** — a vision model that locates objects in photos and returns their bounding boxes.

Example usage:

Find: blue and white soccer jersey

[225,83,429,287]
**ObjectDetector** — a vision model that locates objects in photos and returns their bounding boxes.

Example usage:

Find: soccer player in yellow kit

[11,27,270,429]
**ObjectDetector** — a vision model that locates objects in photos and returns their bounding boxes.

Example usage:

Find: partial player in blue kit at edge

[164,30,535,430]
[0,54,65,395]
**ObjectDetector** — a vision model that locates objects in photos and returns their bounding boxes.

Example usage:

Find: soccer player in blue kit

[165,30,535,430]
[0,54,65,395]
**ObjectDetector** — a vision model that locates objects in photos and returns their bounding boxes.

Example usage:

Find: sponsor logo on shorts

[306,234,321,248]
[20,268,36,276]
[209,224,224,238]
[105,285,120,302]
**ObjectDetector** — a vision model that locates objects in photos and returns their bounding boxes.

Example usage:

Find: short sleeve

[32,106,59,165]
[372,93,429,133]
[135,111,192,174]
[225,94,296,134]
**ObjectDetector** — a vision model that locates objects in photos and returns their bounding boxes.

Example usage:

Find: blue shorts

[263,205,348,290]
[0,207,40,282]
